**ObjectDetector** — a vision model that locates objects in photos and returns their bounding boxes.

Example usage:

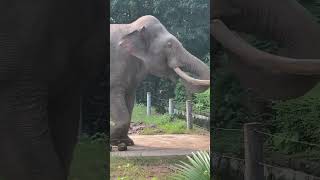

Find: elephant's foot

[117,143,127,151]
[110,136,135,146]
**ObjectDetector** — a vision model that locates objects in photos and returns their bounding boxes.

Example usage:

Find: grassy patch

[132,104,208,135]
[110,156,188,180]
[69,136,107,180]
[0,137,106,180]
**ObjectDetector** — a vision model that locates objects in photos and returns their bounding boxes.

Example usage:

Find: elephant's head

[119,15,210,93]
[211,0,320,100]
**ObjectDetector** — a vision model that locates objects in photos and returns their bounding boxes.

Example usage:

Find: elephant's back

[110,24,147,89]
[110,24,131,64]
[110,24,131,45]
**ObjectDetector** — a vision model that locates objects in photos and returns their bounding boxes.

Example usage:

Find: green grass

[69,136,107,180]
[131,104,208,135]
[110,156,188,180]
[0,137,106,180]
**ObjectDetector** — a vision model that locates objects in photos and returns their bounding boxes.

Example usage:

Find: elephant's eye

[167,41,172,48]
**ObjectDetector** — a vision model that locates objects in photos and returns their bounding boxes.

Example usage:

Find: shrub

[172,151,210,180]
[270,97,320,154]
[193,89,210,114]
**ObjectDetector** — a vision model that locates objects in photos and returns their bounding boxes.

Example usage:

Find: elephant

[110,15,210,146]
[0,0,106,179]
[211,0,320,101]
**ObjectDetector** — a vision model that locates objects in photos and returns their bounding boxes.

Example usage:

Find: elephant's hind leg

[0,82,66,180]
[124,91,136,146]
[110,89,132,146]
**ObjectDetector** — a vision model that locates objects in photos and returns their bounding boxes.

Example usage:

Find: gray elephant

[110,15,210,146]
[211,0,320,101]
[0,0,105,179]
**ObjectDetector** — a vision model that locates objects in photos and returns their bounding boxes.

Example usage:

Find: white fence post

[186,100,193,129]
[147,92,151,116]
[169,98,174,115]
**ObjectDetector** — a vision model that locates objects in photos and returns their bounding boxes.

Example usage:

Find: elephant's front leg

[0,82,66,180]
[110,89,134,146]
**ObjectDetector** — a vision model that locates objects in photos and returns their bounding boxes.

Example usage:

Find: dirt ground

[111,134,210,157]
[111,131,210,179]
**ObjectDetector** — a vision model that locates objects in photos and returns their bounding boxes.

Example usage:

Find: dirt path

[111,134,210,157]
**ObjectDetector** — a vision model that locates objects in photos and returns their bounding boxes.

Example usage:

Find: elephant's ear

[119,26,149,61]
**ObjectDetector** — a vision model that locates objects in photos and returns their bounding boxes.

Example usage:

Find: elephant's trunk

[212,19,320,75]
[174,47,210,92]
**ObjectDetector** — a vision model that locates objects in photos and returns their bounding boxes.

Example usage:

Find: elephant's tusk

[174,67,210,86]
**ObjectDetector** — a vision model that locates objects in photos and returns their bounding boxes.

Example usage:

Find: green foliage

[212,64,248,128]
[212,129,244,156]
[175,81,210,114]
[136,76,176,114]
[175,81,187,103]
[193,89,210,114]
[269,97,320,154]
[171,151,210,180]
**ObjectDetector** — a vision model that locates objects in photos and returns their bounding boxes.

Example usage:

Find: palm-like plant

[171,151,210,180]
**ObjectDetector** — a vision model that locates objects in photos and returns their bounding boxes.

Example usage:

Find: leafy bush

[212,66,249,128]
[172,151,210,180]
[175,81,187,104]
[193,89,210,114]
[269,97,320,154]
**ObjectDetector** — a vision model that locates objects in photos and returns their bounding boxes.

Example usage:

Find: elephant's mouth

[173,67,210,86]
[211,19,320,75]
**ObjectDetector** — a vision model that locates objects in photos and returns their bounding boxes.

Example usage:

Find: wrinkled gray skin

[110,15,210,145]
[211,0,320,100]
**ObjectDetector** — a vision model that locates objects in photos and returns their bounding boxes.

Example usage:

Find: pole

[244,122,264,180]
[147,92,151,116]
[186,100,193,129]
[169,98,174,115]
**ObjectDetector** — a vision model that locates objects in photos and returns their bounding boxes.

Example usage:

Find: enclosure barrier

[213,124,320,180]
[186,100,193,129]
[147,92,151,116]
[168,98,174,115]
[145,92,210,130]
